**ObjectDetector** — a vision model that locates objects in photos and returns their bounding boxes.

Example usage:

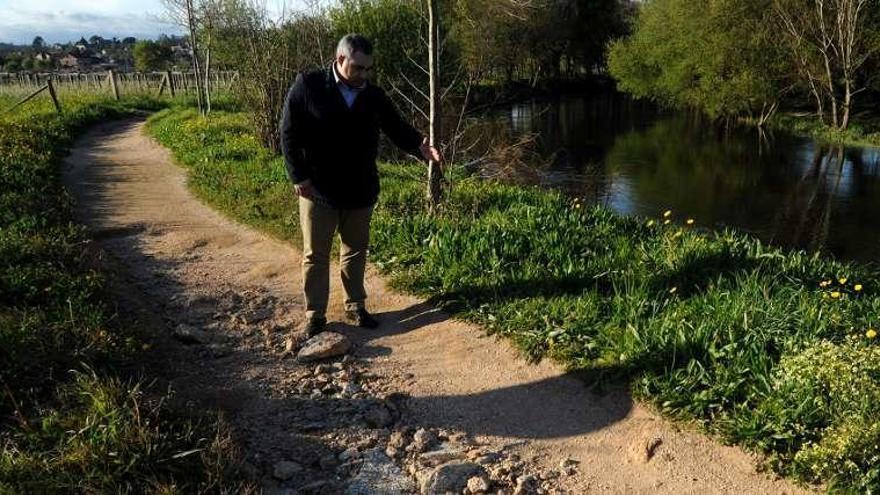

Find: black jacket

[279,66,424,209]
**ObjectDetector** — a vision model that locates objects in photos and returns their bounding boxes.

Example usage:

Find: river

[475,93,880,263]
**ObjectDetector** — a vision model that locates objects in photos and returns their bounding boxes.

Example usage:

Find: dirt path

[62,118,810,494]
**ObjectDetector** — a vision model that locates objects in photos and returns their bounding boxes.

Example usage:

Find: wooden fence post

[157,73,168,96]
[108,69,120,100]
[165,70,175,97]
[46,78,61,113]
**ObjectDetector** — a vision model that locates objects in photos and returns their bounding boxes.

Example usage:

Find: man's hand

[419,137,443,163]
[294,179,315,199]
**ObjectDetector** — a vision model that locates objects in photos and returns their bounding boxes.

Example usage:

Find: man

[280,33,442,337]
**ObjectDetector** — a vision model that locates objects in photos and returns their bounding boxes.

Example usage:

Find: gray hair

[336,33,373,58]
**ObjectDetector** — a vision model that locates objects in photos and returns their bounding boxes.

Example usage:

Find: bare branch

[399,70,430,102]
[389,81,430,120]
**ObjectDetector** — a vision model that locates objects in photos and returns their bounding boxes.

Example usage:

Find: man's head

[335,33,374,87]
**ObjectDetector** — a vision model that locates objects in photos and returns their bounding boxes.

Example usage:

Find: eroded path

[61,118,809,494]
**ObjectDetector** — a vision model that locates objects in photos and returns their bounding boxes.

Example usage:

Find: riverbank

[769,112,880,149]
[467,75,617,111]
[0,96,248,492]
[148,106,880,492]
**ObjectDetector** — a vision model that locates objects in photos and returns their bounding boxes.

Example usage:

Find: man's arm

[280,73,311,185]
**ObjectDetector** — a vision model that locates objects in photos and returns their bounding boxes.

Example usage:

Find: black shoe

[345,308,380,329]
[302,316,326,337]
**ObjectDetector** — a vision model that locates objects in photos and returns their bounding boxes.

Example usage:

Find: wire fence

[0,70,239,116]
[0,70,238,98]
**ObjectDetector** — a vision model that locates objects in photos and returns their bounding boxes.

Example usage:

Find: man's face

[336,50,374,87]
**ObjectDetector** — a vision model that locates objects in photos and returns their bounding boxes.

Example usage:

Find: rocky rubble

[157,283,570,493]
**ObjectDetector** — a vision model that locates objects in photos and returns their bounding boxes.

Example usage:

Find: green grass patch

[769,111,880,149]
[1,95,248,493]
[148,107,880,491]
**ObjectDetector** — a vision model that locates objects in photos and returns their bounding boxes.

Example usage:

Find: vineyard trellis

[0,70,238,114]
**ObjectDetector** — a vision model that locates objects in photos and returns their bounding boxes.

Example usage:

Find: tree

[163,0,208,114]
[453,0,628,83]
[205,0,331,148]
[453,0,537,82]
[133,40,173,71]
[564,0,631,75]
[32,36,44,49]
[608,0,788,122]
[773,0,880,129]
[35,58,53,71]
[5,58,21,72]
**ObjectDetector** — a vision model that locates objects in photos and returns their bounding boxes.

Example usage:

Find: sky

[0,0,298,45]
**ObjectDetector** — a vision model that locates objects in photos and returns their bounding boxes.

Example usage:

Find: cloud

[0,0,310,45]
[0,3,183,44]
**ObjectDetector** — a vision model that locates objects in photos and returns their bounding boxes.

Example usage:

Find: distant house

[34,51,52,62]
[170,45,190,57]
[60,51,101,70]
[60,53,79,69]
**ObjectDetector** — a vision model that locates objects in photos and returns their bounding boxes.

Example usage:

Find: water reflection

[474,94,880,262]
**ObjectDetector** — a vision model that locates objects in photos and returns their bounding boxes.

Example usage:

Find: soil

[61,118,812,494]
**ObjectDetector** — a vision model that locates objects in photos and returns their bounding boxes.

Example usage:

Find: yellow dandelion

[867,328,877,339]
[663,210,672,217]
[830,291,841,299]
[663,219,671,225]
[855,284,863,292]
[647,220,655,227]
[686,218,695,225]
[839,277,848,285]
[575,203,581,209]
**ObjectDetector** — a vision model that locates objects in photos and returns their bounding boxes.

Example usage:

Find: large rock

[297,332,352,361]
[421,462,486,494]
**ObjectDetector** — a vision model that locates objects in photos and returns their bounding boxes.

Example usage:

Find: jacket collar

[328,62,367,90]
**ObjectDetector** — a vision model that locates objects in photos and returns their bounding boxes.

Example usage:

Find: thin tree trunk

[841,76,851,129]
[821,51,839,128]
[204,32,212,115]
[427,0,442,210]
[186,0,204,114]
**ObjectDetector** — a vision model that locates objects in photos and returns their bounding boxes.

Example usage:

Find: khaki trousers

[299,196,373,320]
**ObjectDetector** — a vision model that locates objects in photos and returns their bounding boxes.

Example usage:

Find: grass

[1,94,249,493]
[769,111,880,149]
[148,106,880,492]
